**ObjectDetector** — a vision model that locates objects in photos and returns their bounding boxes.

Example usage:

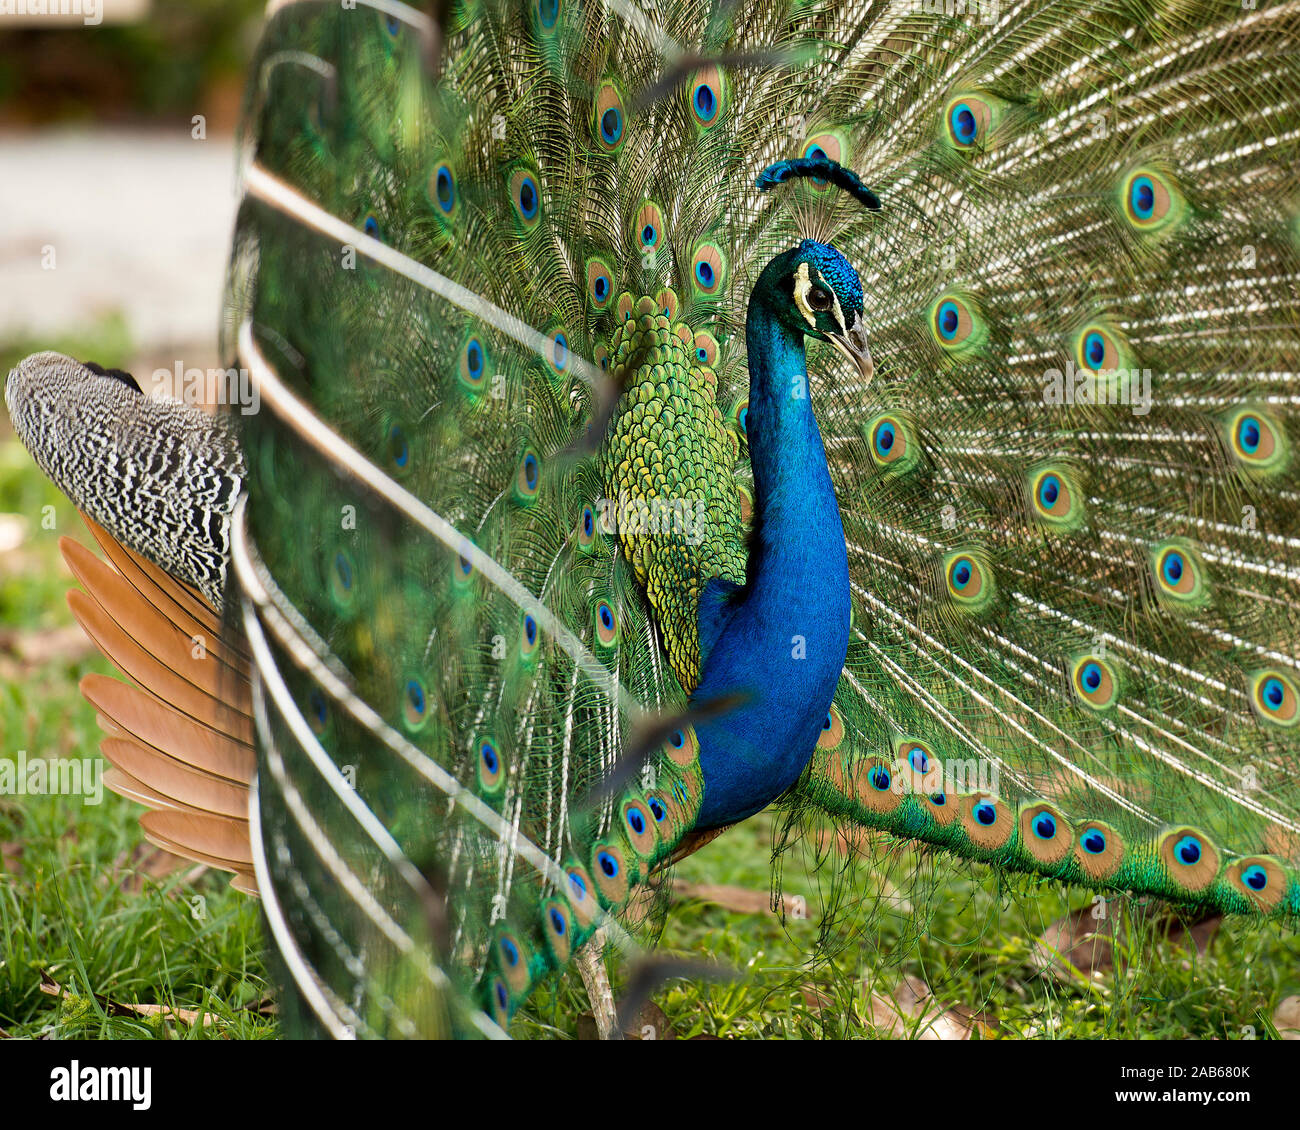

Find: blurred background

[2,0,268,705]
[0,2,277,1037]
[0,0,264,379]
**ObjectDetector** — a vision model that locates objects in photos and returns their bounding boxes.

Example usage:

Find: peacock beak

[826,314,874,384]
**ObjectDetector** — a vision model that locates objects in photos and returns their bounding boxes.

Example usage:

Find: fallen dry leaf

[1034,903,1221,982]
[1181,913,1222,955]
[1,840,23,879]
[1034,906,1121,979]
[1274,995,1300,1040]
[670,879,813,921]
[37,971,255,1029]
[800,984,837,1013]
[108,841,193,895]
[890,974,979,1040]
[577,1000,676,1040]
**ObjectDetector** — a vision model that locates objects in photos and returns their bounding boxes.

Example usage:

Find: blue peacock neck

[691,283,852,828]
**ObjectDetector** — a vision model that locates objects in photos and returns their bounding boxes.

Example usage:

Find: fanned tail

[8,0,1298,1041]
[787,0,1300,915]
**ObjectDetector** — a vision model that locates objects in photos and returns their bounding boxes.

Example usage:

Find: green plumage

[9,0,1294,1036]
[219,0,1300,1033]
[603,298,747,690]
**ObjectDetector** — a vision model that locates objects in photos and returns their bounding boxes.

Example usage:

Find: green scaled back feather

[218,0,1299,1032]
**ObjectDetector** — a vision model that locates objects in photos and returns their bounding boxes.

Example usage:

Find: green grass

[1,331,1295,1040]
[0,454,273,1039]
[514,813,1296,1040]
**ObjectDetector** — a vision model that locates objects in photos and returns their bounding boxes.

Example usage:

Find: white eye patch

[793,261,847,332]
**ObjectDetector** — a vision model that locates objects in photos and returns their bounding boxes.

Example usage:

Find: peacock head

[752,157,880,383]
[759,239,874,382]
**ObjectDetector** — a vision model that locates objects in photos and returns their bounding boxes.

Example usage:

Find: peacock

[6,0,1300,1038]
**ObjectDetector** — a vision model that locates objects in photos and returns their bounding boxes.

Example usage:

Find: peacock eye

[808,285,833,312]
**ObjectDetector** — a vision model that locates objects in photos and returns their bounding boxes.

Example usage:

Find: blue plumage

[693,243,858,827]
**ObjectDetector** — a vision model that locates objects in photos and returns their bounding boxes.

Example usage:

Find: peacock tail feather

[6,0,1299,1036]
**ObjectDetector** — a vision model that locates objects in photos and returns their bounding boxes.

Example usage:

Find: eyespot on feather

[509,167,542,228]
[865,412,920,474]
[563,863,598,927]
[453,538,476,585]
[1119,166,1184,233]
[693,330,720,367]
[817,705,845,750]
[1074,323,1133,374]
[477,737,504,793]
[1158,827,1219,893]
[594,600,619,647]
[929,294,984,353]
[519,611,540,660]
[663,726,700,767]
[655,288,680,321]
[800,130,849,188]
[428,161,456,217]
[850,755,904,814]
[306,686,330,736]
[1249,668,1298,727]
[730,397,749,438]
[690,241,728,299]
[593,81,626,151]
[546,328,570,376]
[586,257,615,310]
[401,676,428,731]
[894,737,942,797]
[632,201,664,255]
[1071,653,1120,711]
[922,786,959,826]
[689,65,725,128]
[515,449,541,502]
[1074,821,1124,879]
[458,335,488,390]
[1018,802,1073,865]
[959,794,1013,851]
[385,423,411,476]
[1027,464,1085,530]
[591,840,633,907]
[541,898,572,963]
[1224,408,1289,475]
[1226,856,1286,911]
[495,930,531,994]
[1149,539,1209,610]
[942,94,1002,149]
[942,549,995,611]
[576,504,599,550]
[535,0,562,33]
[620,793,659,859]
[328,548,356,608]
